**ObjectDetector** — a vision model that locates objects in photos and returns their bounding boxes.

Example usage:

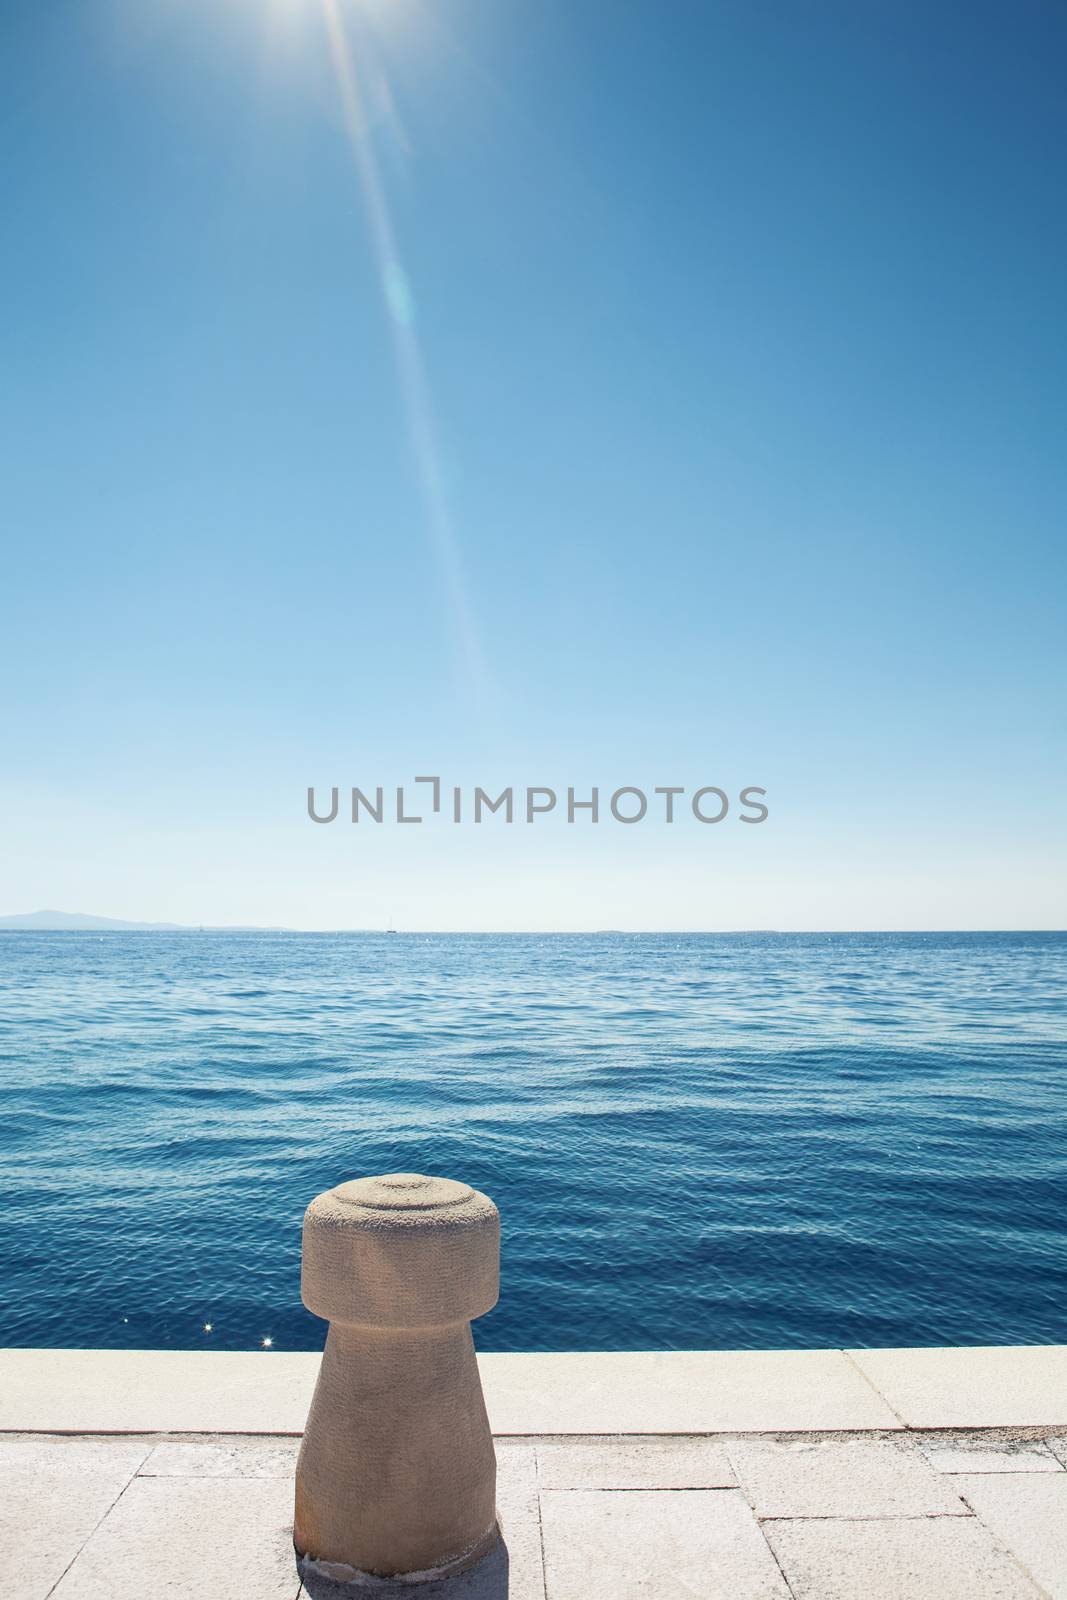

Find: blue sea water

[1,931,1065,1353]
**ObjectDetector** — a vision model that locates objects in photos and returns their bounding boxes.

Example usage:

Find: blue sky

[1,0,1064,929]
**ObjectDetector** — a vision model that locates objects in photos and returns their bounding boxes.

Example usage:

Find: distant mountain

[0,909,290,932]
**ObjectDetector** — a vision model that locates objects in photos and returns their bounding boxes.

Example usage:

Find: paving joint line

[840,1347,909,1429]
[42,1446,152,1599]
[954,1490,1057,1600]
[532,1443,550,1600]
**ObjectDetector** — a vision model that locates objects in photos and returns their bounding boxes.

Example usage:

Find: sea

[1,931,1064,1353]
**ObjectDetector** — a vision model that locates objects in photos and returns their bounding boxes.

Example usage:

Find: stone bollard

[294,1172,500,1584]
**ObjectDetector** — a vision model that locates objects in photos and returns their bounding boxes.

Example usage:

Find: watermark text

[306,778,769,826]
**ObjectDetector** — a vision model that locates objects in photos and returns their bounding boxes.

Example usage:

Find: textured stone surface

[0,1348,318,1433]
[537,1435,735,1489]
[6,1347,1067,1436]
[295,1173,500,1579]
[49,1475,299,1599]
[296,1451,542,1600]
[728,1436,970,1518]
[140,1437,300,1478]
[764,1516,1043,1599]
[0,1438,149,1600]
[921,1439,1063,1474]
[300,1174,500,1330]
[540,1488,790,1599]
[956,1473,1067,1600]
[484,1348,901,1433]
[848,1345,1067,1428]
[9,1423,1067,1600]
[494,1446,546,1600]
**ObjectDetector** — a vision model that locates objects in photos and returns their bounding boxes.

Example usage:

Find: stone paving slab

[536,1435,736,1489]
[848,1345,1067,1428]
[0,1347,899,1434]
[7,1347,1067,1436]
[540,1487,791,1599]
[920,1438,1063,1475]
[956,1473,1067,1599]
[0,1438,150,1600]
[763,1516,1044,1600]
[0,1349,317,1434]
[485,1349,900,1433]
[141,1436,301,1477]
[6,1425,1067,1600]
[49,1474,300,1600]
[493,1445,545,1600]
[727,1436,970,1518]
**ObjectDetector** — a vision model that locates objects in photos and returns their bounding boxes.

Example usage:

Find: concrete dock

[3,1347,1066,1599]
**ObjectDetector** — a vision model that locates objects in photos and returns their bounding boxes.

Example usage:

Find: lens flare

[319,0,485,698]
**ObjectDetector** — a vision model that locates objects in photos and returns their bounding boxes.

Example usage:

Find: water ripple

[0,931,1064,1352]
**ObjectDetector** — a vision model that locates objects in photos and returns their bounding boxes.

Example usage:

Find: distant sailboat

[386,910,397,935]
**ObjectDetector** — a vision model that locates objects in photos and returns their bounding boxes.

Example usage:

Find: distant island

[0,910,290,932]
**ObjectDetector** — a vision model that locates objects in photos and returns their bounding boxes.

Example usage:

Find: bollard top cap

[333,1173,476,1213]
[301,1171,500,1327]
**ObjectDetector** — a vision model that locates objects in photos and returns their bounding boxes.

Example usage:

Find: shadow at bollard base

[297,1525,508,1598]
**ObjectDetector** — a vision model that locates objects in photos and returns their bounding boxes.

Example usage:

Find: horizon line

[1,924,1064,937]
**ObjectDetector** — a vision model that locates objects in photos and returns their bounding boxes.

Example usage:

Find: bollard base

[295,1520,500,1590]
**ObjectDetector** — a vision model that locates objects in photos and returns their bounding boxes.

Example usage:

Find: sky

[1,0,1065,931]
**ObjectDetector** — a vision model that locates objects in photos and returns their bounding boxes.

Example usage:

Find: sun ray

[319,0,486,699]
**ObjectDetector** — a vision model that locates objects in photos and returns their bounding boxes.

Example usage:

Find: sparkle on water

[1,931,1065,1352]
